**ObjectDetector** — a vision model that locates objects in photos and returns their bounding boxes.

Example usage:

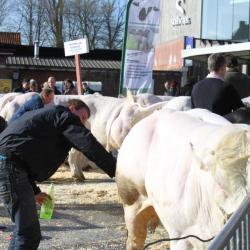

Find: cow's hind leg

[116,174,158,250]
[124,203,158,250]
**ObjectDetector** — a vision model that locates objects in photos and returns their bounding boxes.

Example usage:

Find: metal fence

[207,195,250,250]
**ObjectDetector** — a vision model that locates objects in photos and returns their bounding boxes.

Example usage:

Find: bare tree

[43,0,65,47]
[0,0,10,27]
[1,0,125,49]
[73,0,103,49]
[12,0,47,45]
[100,0,125,49]
[63,0,81,41]
[17,0,34,45]
[34,2,48,45]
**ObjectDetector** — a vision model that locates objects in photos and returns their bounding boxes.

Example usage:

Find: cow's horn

[126,89,135,104]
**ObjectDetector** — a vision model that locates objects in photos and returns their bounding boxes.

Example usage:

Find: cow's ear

[190,142,210,171]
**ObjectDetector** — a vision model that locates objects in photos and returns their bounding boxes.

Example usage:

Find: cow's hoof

[72,175,86,182]
[83,165,92,172]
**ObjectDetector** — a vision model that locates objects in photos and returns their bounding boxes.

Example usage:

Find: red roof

[0,32,21,45]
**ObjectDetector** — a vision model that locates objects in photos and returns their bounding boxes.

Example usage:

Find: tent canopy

[182,42,250,64]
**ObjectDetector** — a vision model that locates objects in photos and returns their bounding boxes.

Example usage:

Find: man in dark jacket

[191,53,244,116]
[224,55,250,98]
[48,76,61,95]
[0,99,116,249]
[13,79,30,93]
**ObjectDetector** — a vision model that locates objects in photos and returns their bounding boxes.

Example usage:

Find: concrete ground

[0,166,169,250]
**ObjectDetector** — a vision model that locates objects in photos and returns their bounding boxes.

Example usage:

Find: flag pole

[119,0,133,96]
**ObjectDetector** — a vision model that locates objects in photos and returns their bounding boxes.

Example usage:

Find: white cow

[58,94,169,180]
[0,93,180,181]
[0,92,21,114]
[0,93,164,180]
[0,92,38,121]
[116,109,250,250]
[133,93,172,106]
[163,96,191,111]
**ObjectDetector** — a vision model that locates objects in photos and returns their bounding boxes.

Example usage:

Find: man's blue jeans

[0,156,41,250]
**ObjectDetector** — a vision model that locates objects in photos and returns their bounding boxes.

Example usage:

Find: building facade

[155,0,250,83]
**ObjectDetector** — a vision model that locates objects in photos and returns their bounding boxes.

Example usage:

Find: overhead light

[231,0,249,4]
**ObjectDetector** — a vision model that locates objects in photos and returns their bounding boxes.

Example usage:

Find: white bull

[0,92,22,114]
[133,93,173,106]
[1,93,181,181]
[163,96,191,111]
[116,109,250,250]
[55,94,169,180]
[0,92,38,121]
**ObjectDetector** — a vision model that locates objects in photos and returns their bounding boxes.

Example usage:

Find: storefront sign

[184,36,195,66]
[171,0,192,27]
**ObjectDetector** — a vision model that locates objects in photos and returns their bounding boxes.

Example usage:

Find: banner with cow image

[119,0,161,95]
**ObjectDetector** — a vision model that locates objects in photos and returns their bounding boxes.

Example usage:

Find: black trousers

[0,156,41,250]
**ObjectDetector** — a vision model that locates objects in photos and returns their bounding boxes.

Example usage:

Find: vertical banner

[119,0,161,95]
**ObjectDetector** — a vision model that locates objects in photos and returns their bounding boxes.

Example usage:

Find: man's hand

[35,192,52,206]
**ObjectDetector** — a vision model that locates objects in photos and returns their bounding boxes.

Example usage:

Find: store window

[233,0,249,41]
[201,0,217,39]
[217,0,233,40]
[202,0,250,42]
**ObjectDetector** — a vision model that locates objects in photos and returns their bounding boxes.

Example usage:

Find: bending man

[0,99,116,249]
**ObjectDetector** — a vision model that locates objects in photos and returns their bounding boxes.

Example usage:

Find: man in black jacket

[191,53,244,116]
[224,55,250,98]
[0,99,116,249]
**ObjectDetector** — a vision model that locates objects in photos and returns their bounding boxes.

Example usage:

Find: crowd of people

[12,76,94,95]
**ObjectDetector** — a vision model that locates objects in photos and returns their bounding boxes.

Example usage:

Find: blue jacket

[9,94,44,123]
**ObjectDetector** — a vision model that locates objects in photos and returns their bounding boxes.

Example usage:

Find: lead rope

[142,234,214,250]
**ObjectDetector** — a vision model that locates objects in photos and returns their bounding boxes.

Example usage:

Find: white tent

[182,42,250,63]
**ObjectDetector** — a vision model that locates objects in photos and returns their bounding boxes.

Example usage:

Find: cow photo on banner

[119,0,161,95]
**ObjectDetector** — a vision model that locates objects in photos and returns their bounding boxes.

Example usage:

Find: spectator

[0,99,116,249]
[13,79,30,93]
[164,80,179,96]
[47,76,61,95]
[191,53,244,116]
[224,55,250,98]
[29,79,39,92]
[9,88,55,123]
[63,79,77,95]
[179,78,196,96]
[82,82,94,95]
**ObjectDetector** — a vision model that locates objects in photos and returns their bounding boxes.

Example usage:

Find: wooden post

[75,54,83,95]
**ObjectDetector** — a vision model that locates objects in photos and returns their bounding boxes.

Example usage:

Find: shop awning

[182,42,250,63]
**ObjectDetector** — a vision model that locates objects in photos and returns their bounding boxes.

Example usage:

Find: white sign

[64,38,89,57]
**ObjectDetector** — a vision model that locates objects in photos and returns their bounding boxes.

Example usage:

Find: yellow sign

[0,79,12,93]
